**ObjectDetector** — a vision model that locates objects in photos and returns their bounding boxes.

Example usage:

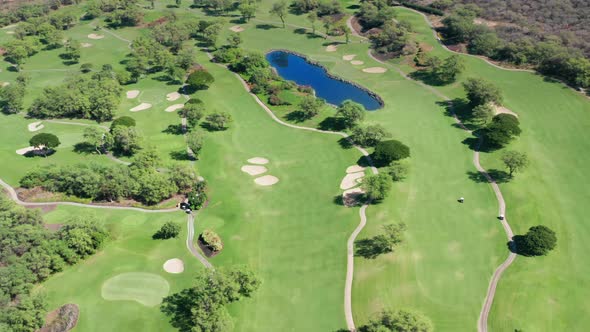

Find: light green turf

[101,272,171,307]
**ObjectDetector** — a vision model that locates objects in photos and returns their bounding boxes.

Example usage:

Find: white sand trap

[340,172,365,190]
[247,157,269,165]
[81,42,92,48]
[346,165,365,174]
[126,90,140,99]
[163,258,184,274]
[6,31,14,35]
[16,146,37,155]
[28,121,44,132]
[254,175,279,186]
[229,25,244,32]
[1,82,9,87]
[165,104,184,113]
[130,103,152,112]
[351,60,364,65]
[362,67,387,73]
[343,54,356,61]
[166,92,181,101]
[241,165,268,176]
[326,45,338,52]
[342,187,365,206]
[88,33,104,40]
[493,104,518,117]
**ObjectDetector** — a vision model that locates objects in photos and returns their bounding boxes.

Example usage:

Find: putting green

[101,272,170,307]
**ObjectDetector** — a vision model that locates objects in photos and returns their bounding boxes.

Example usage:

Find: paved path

[186,212,213,269]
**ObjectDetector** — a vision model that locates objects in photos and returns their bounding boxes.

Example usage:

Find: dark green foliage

[298,95,325,119]
[29,133,60,157]
[372,140,410,166]
[111,125,142,155]
[463,77,503,107]
[161,267,260,332]
[359,309,433,332]
[110,116,136,130]
[398,1,443,15]
[186,70,215,90]
[188,181,208,210]
[180,102,205,129]
[351,125,392,147]
[482,114,521,148]
[357,0,396,30]
[361,173,392,202]
[519,225,557,256]
[337,100,365,128]
[153,222,181,240]
[386,161,409,181]
[431,55,465,84]
[269,1,288,28]
[0,76,28,114]
[186,130,205,158]
[370,21,411,55]
[205,112,232,131]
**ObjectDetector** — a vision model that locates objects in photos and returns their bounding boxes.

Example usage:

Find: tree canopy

[337,100,365,128]
[153,222,181,240]
[501,151,529,177]
[362,173,392,202]
[463,77,503,107]
[482,114,521,148]
[372,140,410,166]
[29,133,60,157]
[186,70,215,90]
[519,225,557,256]
[360,309,434,332]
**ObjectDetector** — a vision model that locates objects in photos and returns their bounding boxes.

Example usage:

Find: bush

[372,140,410,166]
[519,225,557,256]
[268,94,286,106]
[110,116,136,131]
[351,125,392,147]
[386,161,409,181]
[29,133,60,157]
[362,173,393,202]
[153,221,181,239]
[482,114,521,148]
[188,181,208,209]
[186,70,214,90]
[205,112,232,131]
[201,229,223,251]
[398,1,444,16]
[80,63,93,73]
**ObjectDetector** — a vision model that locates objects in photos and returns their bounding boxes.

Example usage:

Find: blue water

[266,51,382,111]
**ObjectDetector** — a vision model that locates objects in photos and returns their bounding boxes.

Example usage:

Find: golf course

[0,0,588,331]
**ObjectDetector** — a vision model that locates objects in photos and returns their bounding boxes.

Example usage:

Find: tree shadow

[62,60,78,66]
[409,70,447,86]
[355,236,392,259]
[293,28,307,35]
[255,24,276,30]
[333,194,344,206]
[162,124,184,135]
[73,142,96,154]
[356,155,372,168]
[507,235,536,257]
[347,4,360,9]
[24,149,56,158]
[338,137,354,149]
[467,169,510,184]
[285,110,307,123]
[318,116,345,131]
[170,150,192,161]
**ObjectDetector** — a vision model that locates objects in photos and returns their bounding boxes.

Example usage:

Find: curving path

[186,212,213,269]
[364,35,516,332]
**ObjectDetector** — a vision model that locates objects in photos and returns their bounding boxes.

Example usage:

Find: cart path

[186,212,214,269]
[365,42,516,332]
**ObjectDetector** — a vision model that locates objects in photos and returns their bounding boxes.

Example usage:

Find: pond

[265,50,383,111]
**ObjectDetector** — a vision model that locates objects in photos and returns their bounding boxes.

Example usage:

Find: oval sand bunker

[163,258,184,274]
[254,175,279,186]
[165,104,184,112]
[241,165,268,176]
[88,33,104,40]
[126,90,140,99]
[362,67,387,73]
[166,92,181,101]
[247,157,269,165]
[130,103,152,112]
[28,121,44,132]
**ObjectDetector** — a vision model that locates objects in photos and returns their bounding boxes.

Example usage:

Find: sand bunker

[493,105,518,117]
[1,82,10,87]
[254,175,279,186]
[130,103,152,112]
[346,165,365,174]
[28,121,44,132]
[229,25,244,32]
[241,165,268,176]
[351,60,364,65]
[126,90,140,99]
[6,31,14,35]
[340,172,365,190]
[16,146,37,155]
[342,187,365,207]
[343,54,356,61]
[247,157,269,165]
[87,33,104,40]
[326,45,338,52]
[166,92,181,101]
[81,43,92,48]
[165,104,184,113]
[362,67,387,73]
[163,258,184,274]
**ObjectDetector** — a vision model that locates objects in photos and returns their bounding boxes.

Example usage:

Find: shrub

[372,140,410,166]
[351,125,392,147]
[186,70,214,90]
[268,94,286,106]
[110,116,136,131]
[362,173,392,202]
[29,133,60,157]
[482,114,521,148]
[201,229,223,251]
[520,225,557,256]
[80,63,93,73]
[153,221,181,239]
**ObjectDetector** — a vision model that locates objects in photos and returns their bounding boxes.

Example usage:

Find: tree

[351,125,392,147]
[238,0,257,22]
[188,181,208,209]
[187,130,205,158]
[153,221,181,239]
[308,11,318,35]
[360,309,433,332]
[110,116,136,130]
[337,100,365,128]
[520,225,557,256]
[186,70,215,90]
[269,1,288,28]
[202,22,223,49]
[0,81,26,114]
[29,133,60,157]
[501,151,529,177]
[226,33,242,48]
[482,114,521,148]
[180,102,205,129]
[175,0,182,6]
[472,103,494,126]
[111,126,142,155]
[463,77,503,107]
[433,55,464,83]
[376,222,407,251]
[298,95,325,119]
[386,161,409,181]
[206,112,232,131]
[372,140,410,166]
[201,229,223,251]
[362,173,392,201]
[83,126,108,154]
[63,39,81,63]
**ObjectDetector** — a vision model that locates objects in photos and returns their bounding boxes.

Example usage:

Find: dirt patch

[254,175,279,186]
[163,258,184,274]
[346,165,365,174]
[28,121,44,132]
[247,157,269,165]
[350,60,364,65]
[166,92,181,101]
[164,104,184,113]
[126,90,140,99]
[38,303,79,332]
[241,165,268,176]
[81,43,92,48]
[87,33,104,40]
[340,172,364,190]
[493,104,518,117]
[326,44,338,52]
[229,25,244,33]
[362,67,387,73]
[343,54,356,61]
[342,187,364,207]
[130,103,151,112]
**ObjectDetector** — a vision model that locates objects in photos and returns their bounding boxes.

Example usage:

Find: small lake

[266,51,382,111]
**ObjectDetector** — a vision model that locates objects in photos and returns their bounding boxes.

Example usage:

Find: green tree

[187,130,205,158]
[153,221,181,239]
[463,77,503,107]
[362,173,392,201]
[472,103,494,126]
[203,22,223,49]
[298,95,325,119]
[269,1,288,28]
[501,151,529,177]
[226,33,242,48]
[169,163,198,193]
[0,81,26,114]
[351,125,392,147]
[308,11,318,35]
[521,225,557,256]
[186,70,215,90]
[238,0,257,22]
[83,126,108,154]
[64,39,81,63]
[111,126,142,155]
[337,100,365,128]
[386,161,409,181]
[360,309,433,332]
[29,133,61,157]
[433,55,465,83]
[482,114,521,148]
[110,116,137,130]
[180,102,205,129]
[201,229,223,251]
[372,140,410,166]
[205,112,233,131]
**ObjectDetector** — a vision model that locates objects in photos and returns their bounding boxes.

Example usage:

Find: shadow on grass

[338,137,354,149]
[355,236,392,259]
[170,150,192,161]
[507,235,539,257]
[73,142,96,154]
[467,169,511,184]
[318,116,345,131]
[163,124,184,135]
[255,24,276,30]
[409,70,448,86]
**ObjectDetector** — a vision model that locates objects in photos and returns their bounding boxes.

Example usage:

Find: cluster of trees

[0,1,78,28]
[440,4,590,90]
[290,0,343,17]
[359,309,433,332]
[370,21,414,56]
[161,267,260,331]
[0,196,108,331]
[0,74,30,114]
[20,148,199,205]
[414,53,465,84]
[358,0,396,30]
[28,68,123,121]
[86,0,143,27]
